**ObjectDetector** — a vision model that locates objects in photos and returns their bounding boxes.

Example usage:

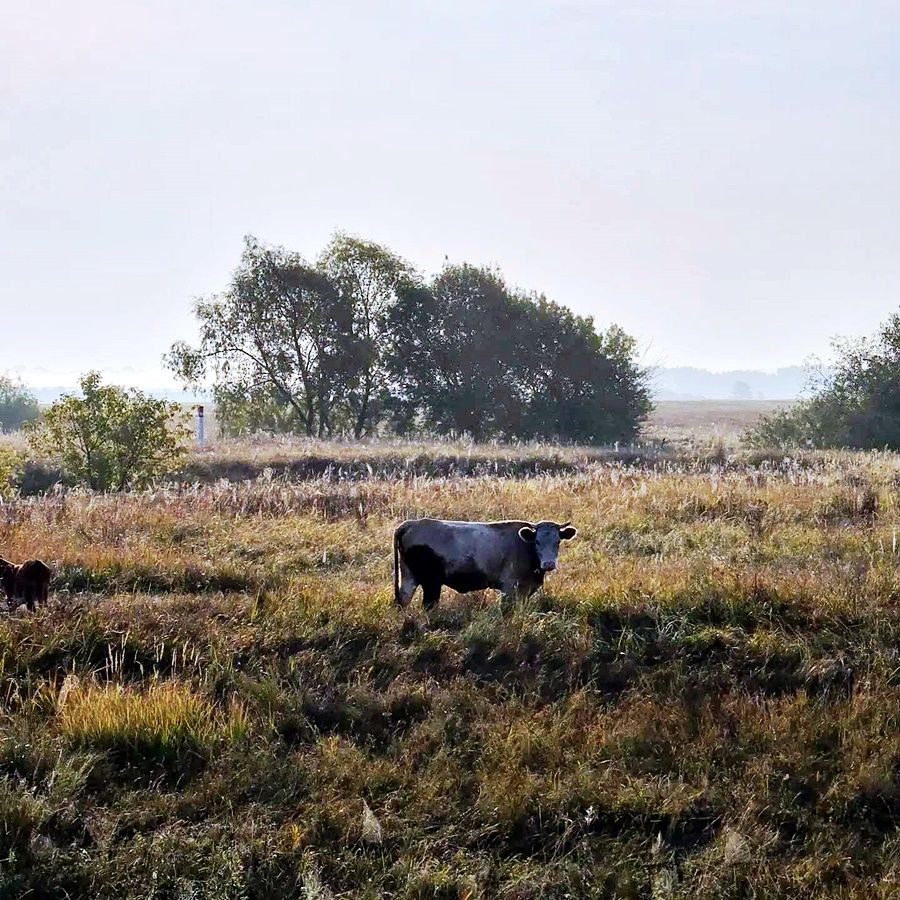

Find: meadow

[2,412,900,897]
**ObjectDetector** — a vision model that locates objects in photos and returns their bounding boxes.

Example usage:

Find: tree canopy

[387,265,651,443]
[167,236,405,438]
[318,234,415,437]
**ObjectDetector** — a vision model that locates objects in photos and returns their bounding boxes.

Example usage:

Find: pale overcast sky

[2,1,899,386]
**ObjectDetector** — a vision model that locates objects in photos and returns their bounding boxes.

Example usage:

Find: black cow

[393,518,577,610]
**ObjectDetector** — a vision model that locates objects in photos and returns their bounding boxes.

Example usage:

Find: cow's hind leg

[396,555,419,609]
[403,546,444,612]
[422,581,441,611]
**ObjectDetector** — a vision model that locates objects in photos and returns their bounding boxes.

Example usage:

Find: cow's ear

[518,526,536,543]
[559,525,578,541]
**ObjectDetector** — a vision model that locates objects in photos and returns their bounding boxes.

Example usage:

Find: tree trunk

[354,371,372,439]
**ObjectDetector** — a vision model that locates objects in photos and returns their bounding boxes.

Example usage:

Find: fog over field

[5,1,900,385]
[20,366,814,406]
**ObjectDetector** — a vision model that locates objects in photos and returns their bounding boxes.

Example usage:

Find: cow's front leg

[498,577,526,614]
[500,574,543,613]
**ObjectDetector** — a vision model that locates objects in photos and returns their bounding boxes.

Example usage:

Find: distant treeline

[0,376,40,432]
[747,310,900,451]
[167,235,652,444]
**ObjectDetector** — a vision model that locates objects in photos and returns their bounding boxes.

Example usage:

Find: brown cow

[0,558,52,611]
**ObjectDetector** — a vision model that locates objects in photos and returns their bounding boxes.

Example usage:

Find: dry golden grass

[57,679,248,762]
[0,442,899,896]
[642,399,794,449]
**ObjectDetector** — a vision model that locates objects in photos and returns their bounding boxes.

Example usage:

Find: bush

[213,384,306,438]
[14,458,67,496]
[0,446,22,497]
[744,405,818,450]
[29,372,189,491]
[746,311,900,450]
[0,376,40,432]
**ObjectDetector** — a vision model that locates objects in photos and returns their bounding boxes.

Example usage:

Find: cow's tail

[393,525,403,607]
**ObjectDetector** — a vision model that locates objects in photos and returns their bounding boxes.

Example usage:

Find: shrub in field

[29,372,188,491]
[0,445,21,497]
[58,680,246,764]
[0,375,40,432]
[211,383,306,438]
[14,457,67,495]
[747,310,900,450]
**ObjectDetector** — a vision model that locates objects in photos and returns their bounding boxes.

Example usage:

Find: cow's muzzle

[540,561,557,572]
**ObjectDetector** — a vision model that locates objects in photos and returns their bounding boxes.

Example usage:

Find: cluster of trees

[9,235,899,498]
[166,235,653,444]
[748,311,900,451]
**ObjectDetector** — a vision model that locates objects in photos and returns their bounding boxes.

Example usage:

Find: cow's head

[518,521,577,573]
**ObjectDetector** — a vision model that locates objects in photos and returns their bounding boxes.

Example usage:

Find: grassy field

[161,400,789,484]
[5,418,900,896]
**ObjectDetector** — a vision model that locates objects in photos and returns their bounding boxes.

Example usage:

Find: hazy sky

[3,1,899,387]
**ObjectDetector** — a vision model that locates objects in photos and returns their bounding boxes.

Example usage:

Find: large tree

[388,264,651,443]
[318,234,415,437]
[388,265,530,440]
[166,237,363,438]
[517,299,652,443]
